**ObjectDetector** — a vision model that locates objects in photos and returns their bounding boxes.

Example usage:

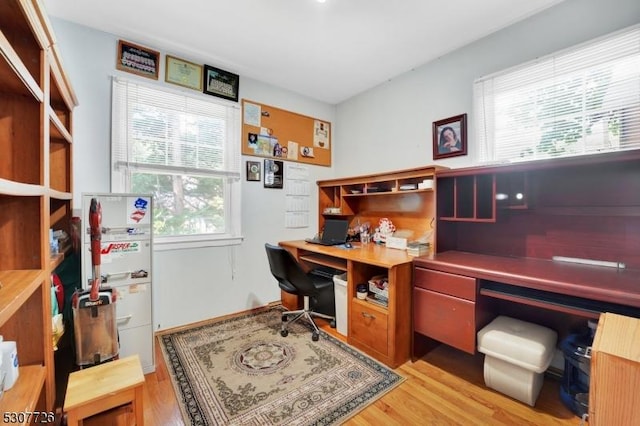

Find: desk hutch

[281,165,443,368]
[0,0,77,415]
[414,150,640,358]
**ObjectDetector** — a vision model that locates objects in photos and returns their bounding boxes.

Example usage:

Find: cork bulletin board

[241,99,331,167]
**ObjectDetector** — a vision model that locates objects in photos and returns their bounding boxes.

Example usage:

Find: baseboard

[155,302,282,336]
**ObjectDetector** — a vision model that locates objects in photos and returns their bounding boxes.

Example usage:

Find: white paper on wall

[284,164,310,228]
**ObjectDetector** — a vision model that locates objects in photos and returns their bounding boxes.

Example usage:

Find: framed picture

[433,113,467,160]
[263,159,283,189]
[203,65,239,102]
[246,161,261,181]
[165,55,203,91]
[116,40,159,80]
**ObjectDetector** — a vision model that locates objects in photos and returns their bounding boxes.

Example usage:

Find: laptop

[305,219,349,246]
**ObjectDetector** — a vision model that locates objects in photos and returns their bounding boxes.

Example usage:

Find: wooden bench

[64,355,145,425]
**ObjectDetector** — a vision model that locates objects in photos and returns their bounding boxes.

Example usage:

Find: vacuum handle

[89,277,100,301]
[89,198,102,301]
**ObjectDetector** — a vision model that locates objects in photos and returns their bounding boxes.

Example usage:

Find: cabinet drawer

[83,240,152,288]
[118,324,155,374]
[414,268,477,301]
[413,287,476,354]
[350,301,389,356]
[114,283,152,330]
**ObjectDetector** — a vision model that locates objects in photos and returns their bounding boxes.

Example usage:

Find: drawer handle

[105,271,131,281]
[117,314,133,325]
[361,312,376,320]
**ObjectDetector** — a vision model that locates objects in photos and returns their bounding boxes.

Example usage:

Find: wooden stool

[64,355,145,426]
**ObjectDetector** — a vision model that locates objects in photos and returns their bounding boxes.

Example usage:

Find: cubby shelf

[437,174,496,222]
[0,30,44,101]
[317,166,444,237]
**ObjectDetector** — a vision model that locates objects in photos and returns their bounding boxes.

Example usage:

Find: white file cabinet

[81,193,155,373]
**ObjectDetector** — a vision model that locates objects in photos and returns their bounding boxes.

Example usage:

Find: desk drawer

[413,287,476,354]
[350,301,388,356]
[414,268,477,301]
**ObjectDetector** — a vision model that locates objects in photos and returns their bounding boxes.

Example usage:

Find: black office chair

[265,243,336,341]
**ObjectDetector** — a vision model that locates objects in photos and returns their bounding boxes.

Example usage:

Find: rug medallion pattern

[159,307,404,425]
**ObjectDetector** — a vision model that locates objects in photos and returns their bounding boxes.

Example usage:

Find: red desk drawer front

[414,267,477,301]
[413,287,476,354]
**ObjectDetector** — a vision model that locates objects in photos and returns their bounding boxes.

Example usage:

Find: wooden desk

[413,251,640,355]
[279,240,414,368]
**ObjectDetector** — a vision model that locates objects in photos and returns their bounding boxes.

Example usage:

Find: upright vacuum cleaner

[72,198,119,367]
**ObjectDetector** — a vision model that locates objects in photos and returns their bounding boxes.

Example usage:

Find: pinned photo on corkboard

[313,120,330,149]
[116,40,159,80]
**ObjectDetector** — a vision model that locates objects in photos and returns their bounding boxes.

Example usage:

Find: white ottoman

[477,316,558,406]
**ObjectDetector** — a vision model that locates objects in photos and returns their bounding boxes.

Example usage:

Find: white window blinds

[112,77,241,178]
[111,77,242,246]
[474,25,640,164]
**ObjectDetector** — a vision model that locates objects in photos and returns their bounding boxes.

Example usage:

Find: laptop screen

[321,219,349,244]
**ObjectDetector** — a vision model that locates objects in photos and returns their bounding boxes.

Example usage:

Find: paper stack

[407,242,430,257]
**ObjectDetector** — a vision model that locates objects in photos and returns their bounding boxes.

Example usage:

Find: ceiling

[43,0,565,105]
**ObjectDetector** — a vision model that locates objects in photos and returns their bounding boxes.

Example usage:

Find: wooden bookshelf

[0,0,78,414]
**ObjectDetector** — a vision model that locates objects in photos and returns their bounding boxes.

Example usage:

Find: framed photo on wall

[263,159,283,189]
[203,65,239,102]
[433,113,467,160]
[246,161,261,181]
[116,40,159,80]
[165,55,203,91]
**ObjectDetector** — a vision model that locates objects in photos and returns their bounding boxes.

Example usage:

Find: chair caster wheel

[312,332,319,342]
[280,329,289,337]
[330,319,336,328]
[281,314,288,322]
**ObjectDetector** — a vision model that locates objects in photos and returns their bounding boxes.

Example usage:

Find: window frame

[474,24,640,165]
[111,76,243,250]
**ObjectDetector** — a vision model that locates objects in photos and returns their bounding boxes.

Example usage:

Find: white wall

[51,19,337,330]
[334,0,640,175]
[51,0,640,330]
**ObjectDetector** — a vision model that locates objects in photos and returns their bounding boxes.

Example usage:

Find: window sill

[153,235,243,251]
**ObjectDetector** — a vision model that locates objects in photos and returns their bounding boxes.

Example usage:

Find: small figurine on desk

[373,218,395,244]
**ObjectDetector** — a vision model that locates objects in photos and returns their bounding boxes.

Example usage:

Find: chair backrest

[265,243,317,296]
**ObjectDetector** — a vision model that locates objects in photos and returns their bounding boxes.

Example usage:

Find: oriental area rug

[158,306,404,425]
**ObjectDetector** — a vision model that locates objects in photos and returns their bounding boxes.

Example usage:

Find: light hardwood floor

[83,314,585,426]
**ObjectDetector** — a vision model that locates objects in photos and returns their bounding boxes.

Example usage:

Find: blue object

[134,197,148,211]
[560,332,593,417]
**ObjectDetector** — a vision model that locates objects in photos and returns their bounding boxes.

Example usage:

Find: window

[474,25,640,164]
[111,77,242,249]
